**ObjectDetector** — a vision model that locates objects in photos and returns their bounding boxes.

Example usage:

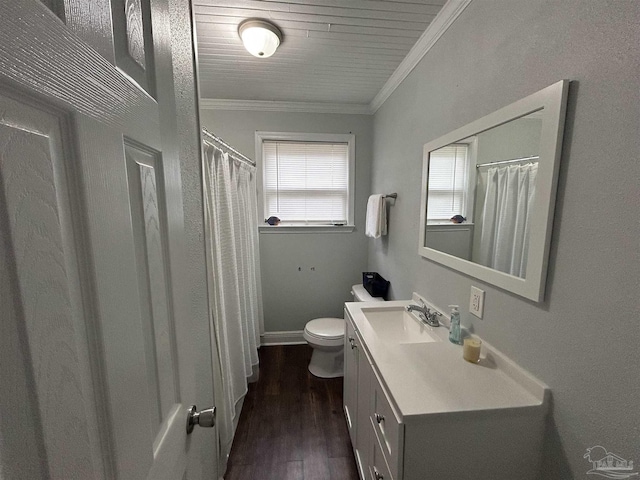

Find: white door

[0,1,216,479]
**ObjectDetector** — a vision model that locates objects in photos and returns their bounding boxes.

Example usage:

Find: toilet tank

[351,284,385,302]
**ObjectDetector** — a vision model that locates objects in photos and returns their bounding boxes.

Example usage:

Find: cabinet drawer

[371,371,403,479]
[369,428,393,480]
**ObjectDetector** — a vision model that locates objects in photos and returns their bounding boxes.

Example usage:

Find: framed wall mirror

[419,80,569,301]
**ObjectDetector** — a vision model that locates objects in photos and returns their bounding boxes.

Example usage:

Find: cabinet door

[344,314,359,446]
[356,338,374,478]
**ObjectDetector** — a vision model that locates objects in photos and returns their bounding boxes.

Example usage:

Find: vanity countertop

[345,298,549,421]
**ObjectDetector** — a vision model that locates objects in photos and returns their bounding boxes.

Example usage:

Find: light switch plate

[470,286,485,319]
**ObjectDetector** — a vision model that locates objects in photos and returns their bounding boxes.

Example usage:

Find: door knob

[186,405,216,434]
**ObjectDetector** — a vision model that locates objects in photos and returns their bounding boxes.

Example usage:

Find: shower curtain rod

[476,155,539,168]
[202,128,256,167]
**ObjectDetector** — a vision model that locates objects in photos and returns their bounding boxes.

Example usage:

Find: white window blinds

[427,144,469,221]
[263,140,349,224]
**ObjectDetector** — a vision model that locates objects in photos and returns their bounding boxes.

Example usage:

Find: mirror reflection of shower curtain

[203,141,263,473]
[479,163,538,277]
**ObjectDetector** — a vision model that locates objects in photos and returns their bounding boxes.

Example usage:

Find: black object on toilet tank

[362,272,390,299]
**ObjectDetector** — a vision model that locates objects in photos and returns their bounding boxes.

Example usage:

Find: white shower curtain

[202,140,263,472]
[479,163,538,277]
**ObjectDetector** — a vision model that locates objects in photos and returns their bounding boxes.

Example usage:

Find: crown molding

[369,0,473,113]
[199,98,373,115]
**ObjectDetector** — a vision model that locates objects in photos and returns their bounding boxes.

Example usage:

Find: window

[427,143,470,222]
[257,132,355,228]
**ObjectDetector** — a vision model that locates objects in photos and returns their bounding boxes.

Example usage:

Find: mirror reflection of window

[427,143,470,223]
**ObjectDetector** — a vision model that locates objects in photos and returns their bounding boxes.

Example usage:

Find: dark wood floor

[224,345,359,480]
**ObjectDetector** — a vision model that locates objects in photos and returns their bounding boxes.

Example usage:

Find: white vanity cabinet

[345,310,402,480]
[344,301,549,480]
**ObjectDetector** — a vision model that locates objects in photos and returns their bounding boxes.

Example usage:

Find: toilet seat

[304,317,344,347]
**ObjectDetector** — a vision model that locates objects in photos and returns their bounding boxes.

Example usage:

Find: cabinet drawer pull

[349,337,357,349]
[375,413,384,424]
[373,467,384,480]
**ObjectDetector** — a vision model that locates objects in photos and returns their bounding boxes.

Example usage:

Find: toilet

[303,284,384,378]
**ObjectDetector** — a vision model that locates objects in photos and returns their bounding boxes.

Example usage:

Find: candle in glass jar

[463,338,482,363]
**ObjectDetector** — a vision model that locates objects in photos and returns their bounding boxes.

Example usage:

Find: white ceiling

[193,0,457,112]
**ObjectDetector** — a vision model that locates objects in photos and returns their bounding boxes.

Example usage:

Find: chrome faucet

[406,302,442,327]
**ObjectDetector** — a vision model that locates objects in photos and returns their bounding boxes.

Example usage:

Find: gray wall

[369,0,639,478]
[200,110,373,332]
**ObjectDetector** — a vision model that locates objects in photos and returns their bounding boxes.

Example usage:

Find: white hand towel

[366,194,387,238]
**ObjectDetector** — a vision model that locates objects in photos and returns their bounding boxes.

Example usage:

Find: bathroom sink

[361,306,440,344]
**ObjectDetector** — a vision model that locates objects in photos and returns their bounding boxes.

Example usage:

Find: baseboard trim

[261,330,306,346]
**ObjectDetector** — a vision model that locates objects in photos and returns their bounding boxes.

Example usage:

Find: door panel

[125,142,180,434]
[112,0,157,96]
[0,90,105,479]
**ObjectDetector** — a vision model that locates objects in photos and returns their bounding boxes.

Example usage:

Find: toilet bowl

[304,284,384,378]
[303,318,345,378]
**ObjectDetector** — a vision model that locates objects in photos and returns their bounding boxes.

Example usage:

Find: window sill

[426,222,474,228]
[259,225,355,234]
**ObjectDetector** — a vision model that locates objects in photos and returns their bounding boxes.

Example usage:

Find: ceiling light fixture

[238,19,282,58]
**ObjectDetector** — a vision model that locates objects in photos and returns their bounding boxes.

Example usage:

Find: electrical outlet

[469,286,485,319]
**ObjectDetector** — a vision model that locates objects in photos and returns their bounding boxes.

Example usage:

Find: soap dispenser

[448,305,462,345]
